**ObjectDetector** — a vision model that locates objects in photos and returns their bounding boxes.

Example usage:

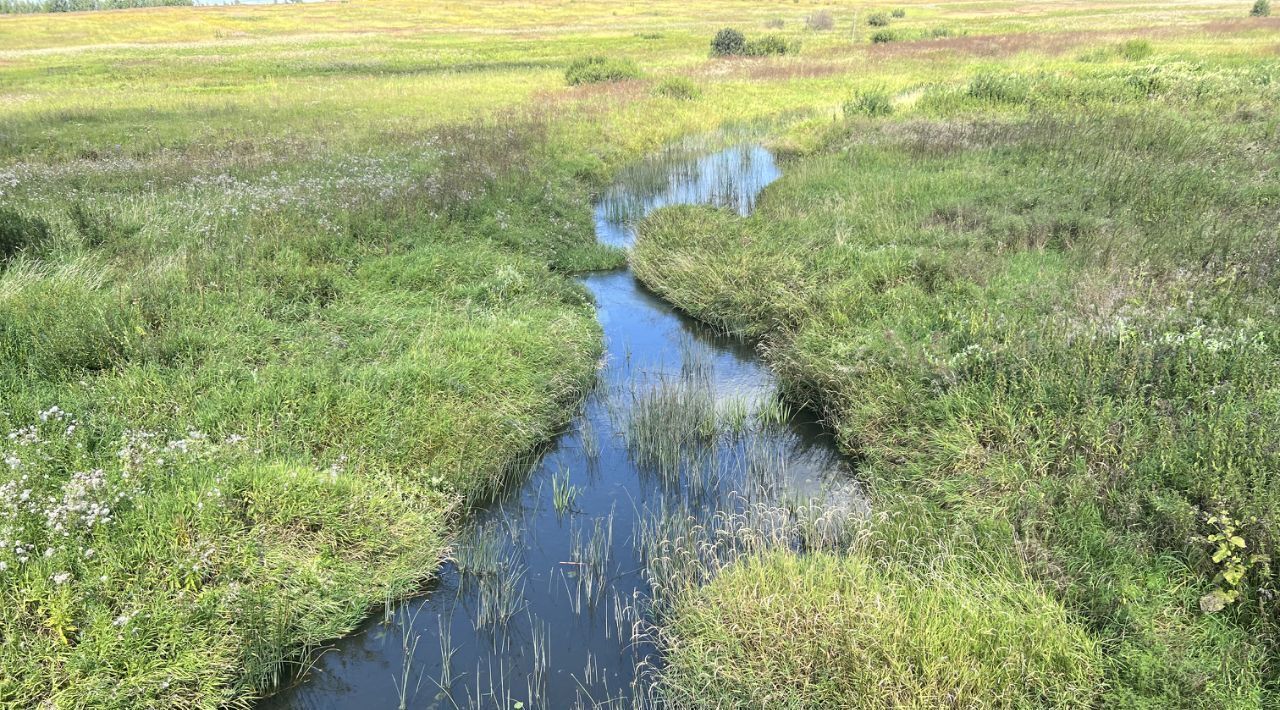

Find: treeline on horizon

[1,0,191,13]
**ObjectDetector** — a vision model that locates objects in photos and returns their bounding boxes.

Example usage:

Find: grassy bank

[636,50,1280,706]
[2,0,1275,706]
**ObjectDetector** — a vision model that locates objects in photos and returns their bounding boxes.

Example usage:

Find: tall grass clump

[564,55,641,85]
[844,87,894,117]
[967,71,1031,103]
[866,12,890,27]
[655,76,702,100]
[659,551,1103,708]
[0,207,49,264]
[890,8,906,18]
[870,30,896,44]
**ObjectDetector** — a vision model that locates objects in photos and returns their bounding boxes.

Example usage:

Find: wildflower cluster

[0,408,246,582]
[186,154,418,220]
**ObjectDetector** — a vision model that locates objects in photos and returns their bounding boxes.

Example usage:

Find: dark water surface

[264,145,864,709]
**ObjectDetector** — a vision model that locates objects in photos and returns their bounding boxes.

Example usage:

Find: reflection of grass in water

[597,145,775,228]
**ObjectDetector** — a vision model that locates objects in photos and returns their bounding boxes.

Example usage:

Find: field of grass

[1,0,1277,706]
[636,31,1280,709]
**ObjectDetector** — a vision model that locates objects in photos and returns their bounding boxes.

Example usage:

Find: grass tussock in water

[661,551,1102,708]
[636,61,1280,706]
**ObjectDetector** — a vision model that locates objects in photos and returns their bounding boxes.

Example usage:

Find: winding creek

[264,144,866,709]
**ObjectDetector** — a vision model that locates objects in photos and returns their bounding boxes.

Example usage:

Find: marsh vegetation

[2,0,1278,707]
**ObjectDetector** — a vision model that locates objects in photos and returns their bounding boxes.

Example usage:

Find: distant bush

[805,9,834,31]
[655,76,702,100]
[867,12,890,27]
[891,8,906,18]
[764,17,785,29]
[871,30,896,44]
[711,28,748,56]
[930,27,953,38]
[0,207,50,264]
[845,88,894,117]
[1250,0,1270,16]
[564,56,642,85]
[745,34,795,56]
[711,28,795,57]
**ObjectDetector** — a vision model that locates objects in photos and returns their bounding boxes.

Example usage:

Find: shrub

[891,8,906,18]
[711,28,748,56]
[870,30,896,44]
[655,76,702,100]
[764,17,785,29]
[0,207,50,264]
[745,34,795,56]
[845,88,894,117]
[805,9,834,31]
[930,26,953,38]
[867,12,890,26]
[1250,0,1270,16]
[564,55,641,85]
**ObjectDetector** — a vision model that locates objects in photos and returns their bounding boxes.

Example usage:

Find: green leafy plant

[890,8,906,18]
[870,30,896,44]
[1199,509,1270,612]
[867,12,890,27]
[1250,0,1270,17]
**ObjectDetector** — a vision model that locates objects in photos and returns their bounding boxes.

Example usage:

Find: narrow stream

[264,145,866,709]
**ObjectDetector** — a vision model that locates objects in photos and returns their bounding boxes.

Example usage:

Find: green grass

[660,550,1102,708]
[1,0,1278,706]
[635,58,1280,706]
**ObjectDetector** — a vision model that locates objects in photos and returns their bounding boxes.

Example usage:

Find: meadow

[0,0,1277,706]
